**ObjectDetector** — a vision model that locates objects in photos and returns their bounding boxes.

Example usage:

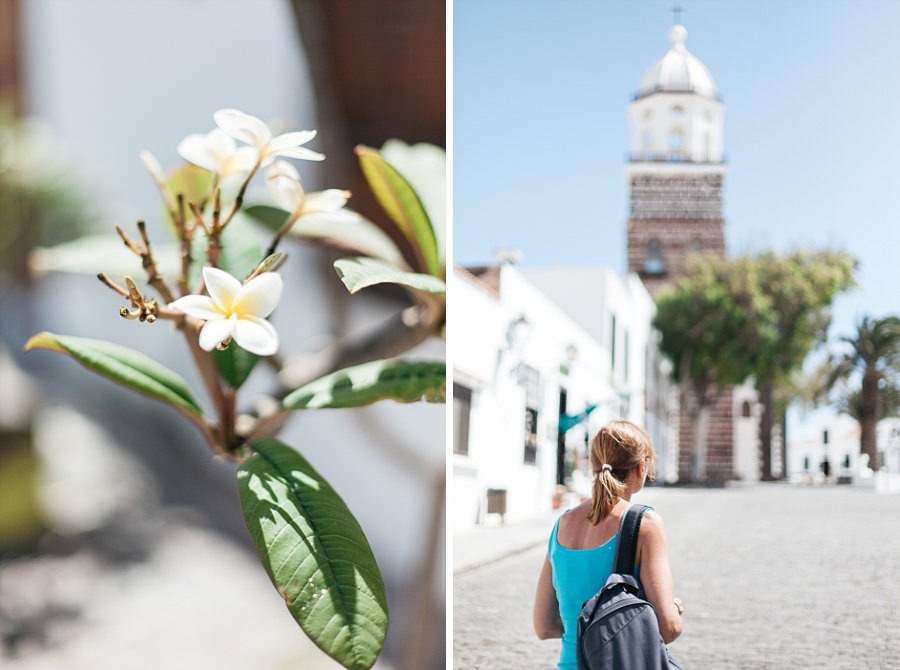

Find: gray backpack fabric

[575,504,684,670]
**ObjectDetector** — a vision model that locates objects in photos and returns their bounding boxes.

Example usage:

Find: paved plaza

[453,484,900,669]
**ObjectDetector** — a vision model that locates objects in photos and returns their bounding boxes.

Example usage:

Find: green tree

[822,316,900,470]
[750,251,856,479]
[654,251,855,482]
[654,255,765,480]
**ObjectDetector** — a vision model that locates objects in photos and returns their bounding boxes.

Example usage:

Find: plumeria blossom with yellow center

[176,128,258,187]
[170,266,283,356]
[266,160,356,225]
[214,108,325,166]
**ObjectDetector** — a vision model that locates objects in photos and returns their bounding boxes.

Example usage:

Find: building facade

[452,263,668,530]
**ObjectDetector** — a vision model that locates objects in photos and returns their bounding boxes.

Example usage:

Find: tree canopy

[653,250,856,480]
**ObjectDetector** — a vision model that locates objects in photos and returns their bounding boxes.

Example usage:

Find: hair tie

[601,464,613,473]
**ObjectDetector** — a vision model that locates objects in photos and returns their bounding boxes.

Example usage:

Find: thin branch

[97,272,130,298]
[219,156,263,229]
[264,211,301,259]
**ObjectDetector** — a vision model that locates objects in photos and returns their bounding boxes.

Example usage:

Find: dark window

[453,384,472,456]
[823,430,829,445]
[742,401,751,418]
[523,366,540,465]
[843,454,851,469]
[644,239,665,274]
[803,456,809,471]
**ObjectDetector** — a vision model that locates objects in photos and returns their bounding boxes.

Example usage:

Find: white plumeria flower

[170,266,283,356]
[266,160,357,225]
[214,109,325,166]
[176,128,257,185]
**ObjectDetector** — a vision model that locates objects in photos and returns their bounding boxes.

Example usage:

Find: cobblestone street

[453,484,900,669]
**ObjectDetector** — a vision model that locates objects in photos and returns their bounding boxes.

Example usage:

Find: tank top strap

[548,509,568,554]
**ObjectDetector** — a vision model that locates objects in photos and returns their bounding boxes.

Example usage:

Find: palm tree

[826,316,900,470]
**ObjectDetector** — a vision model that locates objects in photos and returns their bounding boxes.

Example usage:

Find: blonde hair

[588,420,656,525]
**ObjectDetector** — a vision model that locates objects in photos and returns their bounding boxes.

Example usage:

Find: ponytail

[589,468,626,524]
[587,420,656,525]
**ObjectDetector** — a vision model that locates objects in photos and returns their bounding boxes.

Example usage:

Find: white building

[452,262,671,530]
[789,415,900,491]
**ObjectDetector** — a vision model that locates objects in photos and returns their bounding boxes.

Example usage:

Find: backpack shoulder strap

[613,503,651,575]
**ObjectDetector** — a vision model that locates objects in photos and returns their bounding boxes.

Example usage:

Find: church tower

[627,24,742,483]
[626,24,727,297]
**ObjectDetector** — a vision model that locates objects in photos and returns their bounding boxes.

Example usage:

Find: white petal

[267,130,317,152]
[139,150,168,185]
[198,316,235,351]
[214,109,271,148]
[169,295,223,320]
[233,316,279,356]
[266,162,305,212]
[205,129,236,161]
[302,189,351,213]
[265,159,300,181]
[203,266,243,312]
[177,134,216,171]
[225,146,259,173]
[298,210,361,228]
[232,272,283,318]
[269,146,326,162]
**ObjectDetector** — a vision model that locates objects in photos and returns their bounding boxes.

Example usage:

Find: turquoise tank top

[548,508,648,670]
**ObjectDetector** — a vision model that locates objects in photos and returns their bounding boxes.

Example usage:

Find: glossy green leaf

[213,345,259,389]
[283,359,446,410]
[25,332,203,418]
[356,145,441,276]
[333,257,446,296]
[243,204,290,231]
[238,438,388,670]
[244,204,405,267]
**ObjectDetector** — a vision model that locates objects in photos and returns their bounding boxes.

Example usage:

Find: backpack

[575,503,685,670]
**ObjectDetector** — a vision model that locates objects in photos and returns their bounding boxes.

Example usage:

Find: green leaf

[283,359,446,410]
[189,211,263,287]
[25,332,203,418]
[243,204,290,232]
[238,438,388,670]
[356,145,441,276]
[213,346,259,389]
[244,204,405,267]
[333,257,446,295]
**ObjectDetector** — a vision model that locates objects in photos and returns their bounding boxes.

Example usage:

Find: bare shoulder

[559,501,592,531]
[639,509,667,541]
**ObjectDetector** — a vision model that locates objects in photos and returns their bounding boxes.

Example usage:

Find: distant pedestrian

[533,420,683,669]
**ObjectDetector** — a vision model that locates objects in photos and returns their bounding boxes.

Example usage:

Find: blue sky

[454,0,900,350]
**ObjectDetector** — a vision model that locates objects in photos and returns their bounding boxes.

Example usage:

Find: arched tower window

[644,239,665,274]
[671,105,684,119]
[688,238,703,254]
[741,401,751,418]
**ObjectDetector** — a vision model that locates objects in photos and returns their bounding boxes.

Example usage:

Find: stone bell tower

[626,24,727,297]
[626,24,738,483]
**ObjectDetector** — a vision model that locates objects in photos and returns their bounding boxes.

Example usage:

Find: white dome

[637,25,718,99]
